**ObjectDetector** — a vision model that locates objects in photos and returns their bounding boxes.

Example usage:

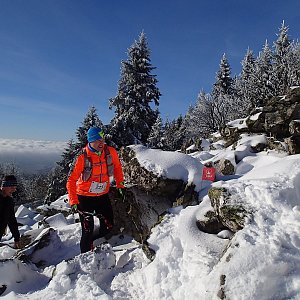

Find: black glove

[71,204,78,214]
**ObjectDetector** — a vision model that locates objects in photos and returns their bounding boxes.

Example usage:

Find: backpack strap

[82,149,92,181]
[82,146,114,181]
[104,146,114,177]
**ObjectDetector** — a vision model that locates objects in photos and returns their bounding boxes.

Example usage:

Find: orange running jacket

[67,144,124,206]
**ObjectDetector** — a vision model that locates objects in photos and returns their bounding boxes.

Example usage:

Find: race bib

[89,181,107,193]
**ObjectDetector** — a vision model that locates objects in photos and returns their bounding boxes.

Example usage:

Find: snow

[0,138,300,299]
[130,145,204,191]
[227,117,248,129]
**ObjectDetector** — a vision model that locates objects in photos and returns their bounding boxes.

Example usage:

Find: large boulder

[214,158,235,176]
[109,146,198,243]
[207,187,248,232]
[196,210,227,234]
[109,187,174,243]
[219,125,243,148]
[252,87,300,139]
[245,110,265,133]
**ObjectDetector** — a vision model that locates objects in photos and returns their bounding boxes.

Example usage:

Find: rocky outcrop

[120,147,181,194]
[109,186,173,243]
[197,187,248,234]
[209,187,247,232]
[109,146,198,243]
[219,87,300,154]
[196,210,227,234]
[213,158,235,176]
[220,125,244,148]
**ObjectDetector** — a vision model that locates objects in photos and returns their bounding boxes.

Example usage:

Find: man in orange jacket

[67,127,125,253]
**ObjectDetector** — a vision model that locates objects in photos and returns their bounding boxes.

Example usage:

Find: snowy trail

[111,207,229,300]
[202,165,300,300]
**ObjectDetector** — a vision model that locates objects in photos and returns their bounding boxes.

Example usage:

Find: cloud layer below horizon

[0,138,67,174]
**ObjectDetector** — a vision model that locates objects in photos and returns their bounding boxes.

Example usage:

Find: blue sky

[0,0,299,141]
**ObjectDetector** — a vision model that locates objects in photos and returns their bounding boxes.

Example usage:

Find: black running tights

[77,194,114,253]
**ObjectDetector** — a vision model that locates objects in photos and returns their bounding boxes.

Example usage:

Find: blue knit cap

[1,175,17,188]
[87,127,105,143]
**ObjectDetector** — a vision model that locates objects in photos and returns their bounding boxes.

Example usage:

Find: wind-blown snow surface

[0,138,67,173]
[131,145,204,191]
[0,142,300,299]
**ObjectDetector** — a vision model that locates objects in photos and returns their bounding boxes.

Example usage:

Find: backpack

[82,146,114,181]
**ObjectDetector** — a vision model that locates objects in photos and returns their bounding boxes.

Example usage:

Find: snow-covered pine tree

[186,90,218,138]
[162,115,186,151]
[161,118,174,151]
[211,54,235,127]
[109,32,161,148]
[273,21,293,94]
[288,41,300,87]
[181,104,195,143]
[24,174,49,203]
[172,114,187,151]
[177,113,192,151]
[57,139,78,177]
[44,166,66,205]
[147,113,164,149]
[212,53,234,98]
[252,40,275,106]
[234,48,257,114]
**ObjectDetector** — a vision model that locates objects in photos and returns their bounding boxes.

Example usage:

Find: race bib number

[89,181,107,193]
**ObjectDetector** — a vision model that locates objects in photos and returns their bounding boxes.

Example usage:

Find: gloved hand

[71,204,78,214]
[118,188,126,201]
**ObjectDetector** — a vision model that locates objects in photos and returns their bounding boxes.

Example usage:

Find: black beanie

[1,175,17,188]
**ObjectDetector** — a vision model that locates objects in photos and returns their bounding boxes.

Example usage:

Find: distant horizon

[0,0,300,141]
[0,138,66,173]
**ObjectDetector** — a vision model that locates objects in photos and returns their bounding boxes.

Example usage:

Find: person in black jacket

[0,175,21,248]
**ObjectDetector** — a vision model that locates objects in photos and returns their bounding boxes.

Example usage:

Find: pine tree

[212,53,234,98]
[211,54,235,127]
[57,139,78,175]
[109,32,161,148]
[183,104,196,140]
[44,165,66,205]
[273,21,292,94]
[162,115,186,151]
[187,90,218,138]
[288,41,300,86]
[25,174,49,202]
[162,118,175,151]
[234,48,257,114]
[253,40,275,106]
[172,115,186,151]
[147,113,164,149]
